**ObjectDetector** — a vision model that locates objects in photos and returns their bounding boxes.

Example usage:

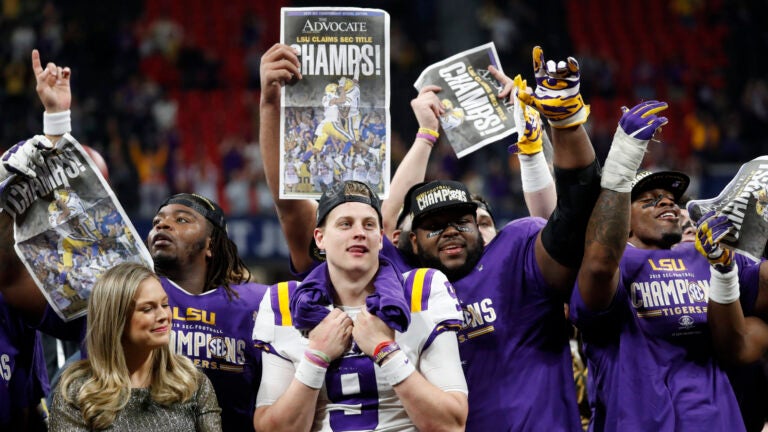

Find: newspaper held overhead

[279,7,390,200]
[414,43,517,158]
[687,156,768,261]
[0,134,153,321]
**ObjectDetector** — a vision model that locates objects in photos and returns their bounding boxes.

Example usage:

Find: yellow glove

[508,75,544,154]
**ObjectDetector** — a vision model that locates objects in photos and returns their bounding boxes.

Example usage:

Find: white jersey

[284,160,300,185]
[319,158,334,184]
[48,191,86,227]
[367,165,381,187]
[439,109,464,131]
[253,268,464,432]
[353,155,368,183]
[47,191,99,242]
[345,85,361,119]
[315,94,340,136]
[341,155,354,181]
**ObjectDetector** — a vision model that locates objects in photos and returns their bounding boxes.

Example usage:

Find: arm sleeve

[256,351,297,408]
[48,386,89,431]
[419,332,467,395]
[195,372,223,432]
[34,305,86,343]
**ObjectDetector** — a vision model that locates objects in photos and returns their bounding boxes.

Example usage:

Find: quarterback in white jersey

[253,268,466,431]
[252,180,467,432]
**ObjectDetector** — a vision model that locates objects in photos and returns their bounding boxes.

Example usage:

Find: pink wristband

[416,132,437,145]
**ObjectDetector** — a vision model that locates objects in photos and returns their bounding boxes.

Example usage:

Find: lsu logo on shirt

[647,258,687,272]
[173,306,216,325]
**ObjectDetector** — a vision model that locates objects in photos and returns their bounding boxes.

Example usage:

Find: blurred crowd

[2,0,768,222]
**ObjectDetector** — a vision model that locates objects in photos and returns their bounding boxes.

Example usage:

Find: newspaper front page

[0,135,153,321]
[279,7,390,200]
[687,156,768,261]
[414,43,516,158]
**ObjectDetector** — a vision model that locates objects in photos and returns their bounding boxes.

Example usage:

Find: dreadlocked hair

[205,224,251,301]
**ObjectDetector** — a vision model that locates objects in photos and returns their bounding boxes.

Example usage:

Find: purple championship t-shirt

[570,242,760,432]
[1,294,49,428]
[383,218,582,432]
[162,278,267,432]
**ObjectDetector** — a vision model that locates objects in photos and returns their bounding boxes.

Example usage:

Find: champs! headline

[291,43,382,77]
[2,147,87,217]
[438,61,507,137]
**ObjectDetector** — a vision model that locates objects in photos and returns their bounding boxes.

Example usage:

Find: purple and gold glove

[0,135,54,180]
[518,46,590,129]
[619,100,669,140]
[508,74,543,155]
[695,211,735,273]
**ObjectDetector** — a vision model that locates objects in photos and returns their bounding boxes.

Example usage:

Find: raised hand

[508,74,543,155]
[0,136,54,181]
[260,43,302,106]
[31,49,71,113]
[518,46,590,128]
[411,85,443,132]
[695,211,735,273]
[618,100,669,140]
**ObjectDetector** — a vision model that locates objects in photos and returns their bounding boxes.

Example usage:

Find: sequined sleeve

[195,371,223,432]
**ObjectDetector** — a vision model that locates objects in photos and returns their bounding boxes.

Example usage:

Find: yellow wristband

[417,127,439,138]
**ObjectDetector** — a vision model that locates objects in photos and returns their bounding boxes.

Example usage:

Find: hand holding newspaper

[414,43,518,158]
[687,155,768,261]
[278,7,390,200]
[0,134,152,321]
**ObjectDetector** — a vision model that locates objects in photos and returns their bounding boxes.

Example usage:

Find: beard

[659,231,682,249]
[415,237,484,281]
[151,237,208,276]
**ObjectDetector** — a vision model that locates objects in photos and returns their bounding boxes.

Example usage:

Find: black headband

[159,193,226,230]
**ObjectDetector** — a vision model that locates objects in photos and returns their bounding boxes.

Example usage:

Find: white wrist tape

[379,350,415,386]
[600,126,648,193]
[708,263,740,304]
[294,357,327,389]
[519,151,553,192]
[43,110,71,136]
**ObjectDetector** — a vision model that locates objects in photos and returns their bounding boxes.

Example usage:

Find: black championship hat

[311,180,382,261]
[409,180,477,228]
[158,193,227,230]
[630,170,690,202]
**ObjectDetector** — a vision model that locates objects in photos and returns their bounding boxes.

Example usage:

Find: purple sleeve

[34,305,86,344]
[288,255,320,280]
[569,275,626,333]
[1,301,50,426]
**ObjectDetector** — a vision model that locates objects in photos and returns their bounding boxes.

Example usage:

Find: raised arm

[381,85,443,239]
[0,49,70,320]
[697,213,768,364]
[577,101,669,310]
[489,66,556,219]
[259,44,317,274]
[32,49,71,143]
[515,46,601,298]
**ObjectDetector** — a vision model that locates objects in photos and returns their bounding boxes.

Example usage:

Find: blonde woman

[49,263,222,431]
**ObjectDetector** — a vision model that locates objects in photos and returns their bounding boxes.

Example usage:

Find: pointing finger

[31,49,44,75]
